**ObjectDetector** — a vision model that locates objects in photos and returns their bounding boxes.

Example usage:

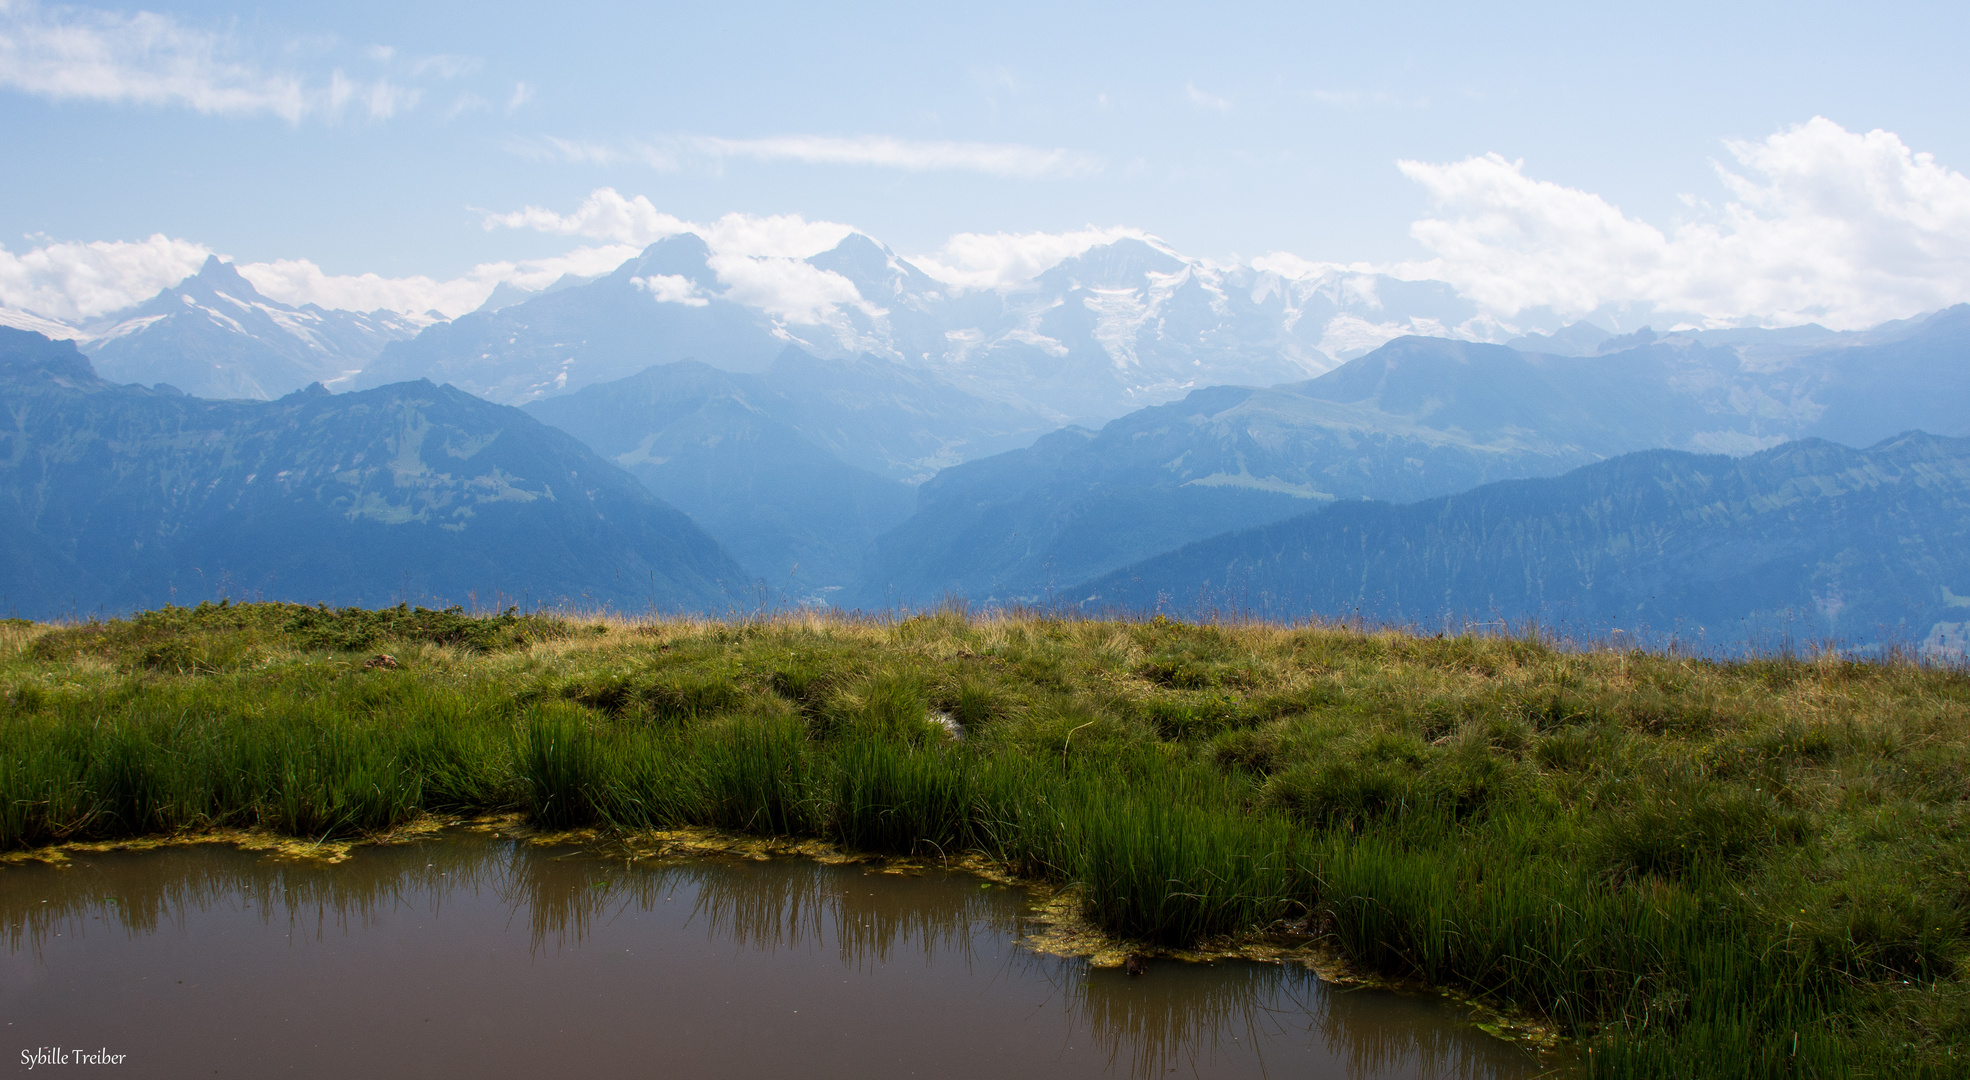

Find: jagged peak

[807,232,938,298]
[1037,236,1189,292]
[618,233,719,289]
[195,255,247,283]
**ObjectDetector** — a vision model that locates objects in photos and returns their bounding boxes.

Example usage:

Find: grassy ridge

[2,602,1966,1078]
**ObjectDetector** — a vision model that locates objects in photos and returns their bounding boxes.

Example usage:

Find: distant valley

[522,347,1053,598]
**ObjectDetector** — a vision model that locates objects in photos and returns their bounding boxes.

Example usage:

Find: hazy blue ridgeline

[851,308,1970,618]
[0,328,748,618]
[1077,432,1970,655]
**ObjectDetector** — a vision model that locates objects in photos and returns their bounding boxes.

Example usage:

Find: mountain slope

[1801,305,1970,447]
[79,257,431,399]
[0,328,747,617]
[853,313,1970,609]
[1080,432,1970,654]
[523,347,1053,596]
[853,337,1741,606]
[355,235,788,404]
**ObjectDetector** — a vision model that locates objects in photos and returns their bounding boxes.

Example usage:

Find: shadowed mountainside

[1080,432,1970,655]
[0,328,748,617]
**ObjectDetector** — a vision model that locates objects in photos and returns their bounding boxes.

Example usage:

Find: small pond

[2,835,1542,1078]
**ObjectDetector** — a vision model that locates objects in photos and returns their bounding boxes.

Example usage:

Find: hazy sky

[4,0,1969,327]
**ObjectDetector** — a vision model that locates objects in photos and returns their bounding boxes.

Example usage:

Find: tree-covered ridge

[0,329,748,616]
[1084,431,1970,657]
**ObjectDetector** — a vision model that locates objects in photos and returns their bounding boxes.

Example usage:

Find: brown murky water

[2,837,1541,1079]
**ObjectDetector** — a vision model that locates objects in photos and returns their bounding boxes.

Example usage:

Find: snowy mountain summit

[0,257,436,400]
[362,232,1491,424]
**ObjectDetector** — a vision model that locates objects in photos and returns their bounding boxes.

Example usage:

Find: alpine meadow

[3,3,1969,1078]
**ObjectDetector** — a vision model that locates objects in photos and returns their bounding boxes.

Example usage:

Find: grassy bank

[2,602,1965,1078]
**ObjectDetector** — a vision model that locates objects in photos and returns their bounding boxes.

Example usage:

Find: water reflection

[0,838,1539,1080]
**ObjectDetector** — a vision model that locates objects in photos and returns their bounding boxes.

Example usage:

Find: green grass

[2,602,1967,1078]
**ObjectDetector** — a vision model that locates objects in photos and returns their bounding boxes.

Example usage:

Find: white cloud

[1396,117,1970,329]
[706,255,865,324]
[0,233,211,321]
[0,1,433,122]
[441,92,485,119]
[239,245,641,317]
[510,132,1101,179]
[0,230,643,323]
[482,188,856,258]
[1185,81,1230,112]
[502,135,674,169]
[632,274,707,307]
[689,134,1102,179]
[1246,251,1368,280]
[484,188,694,248]
[482,187,687,245]
[328,69,416,119]
[485,188,867,323]
[409,54,476,80]
[506,80,531,112]
[491,192,1170,299]
[909,226,1157,290]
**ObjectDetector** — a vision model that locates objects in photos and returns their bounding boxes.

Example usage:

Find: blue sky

[3,0,1969,327]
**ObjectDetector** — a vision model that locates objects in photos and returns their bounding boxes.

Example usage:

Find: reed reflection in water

[1,837,1539,1080]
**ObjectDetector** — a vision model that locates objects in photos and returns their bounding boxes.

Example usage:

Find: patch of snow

[0,308,83,339]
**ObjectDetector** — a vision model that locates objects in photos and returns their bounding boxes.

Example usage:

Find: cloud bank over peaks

[907,226,1167,290]
[486,189,1184,298]
[0,232,640,323]
[484,188,873,324]
[483,188,856,257]
[236,246,641,318]
[1396,117,1970,330]
[0,233,212,322]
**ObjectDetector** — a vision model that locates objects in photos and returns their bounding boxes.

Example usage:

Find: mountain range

[850,307,1970,609]
[7,232,1495,427]
[1,227,1964,656]
[1079,432,1970,656]
[361,233,1492,426]
[0,327,745,617]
